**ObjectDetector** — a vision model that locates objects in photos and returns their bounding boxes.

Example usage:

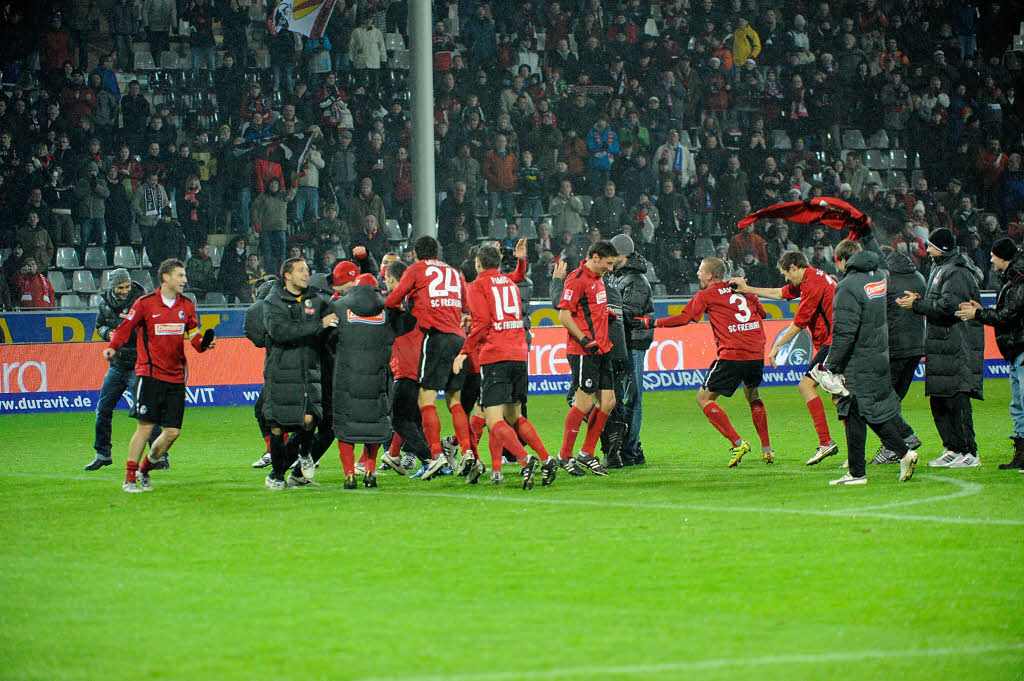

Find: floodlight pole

[409,0,436,240]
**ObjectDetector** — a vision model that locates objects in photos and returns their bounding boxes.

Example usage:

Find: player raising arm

[454,244,557,488]
[730,251,839,465]
[637,257,774,465]
[103,259,215,493]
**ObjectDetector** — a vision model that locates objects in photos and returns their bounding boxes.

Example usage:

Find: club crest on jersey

[595,290,607,305]
[864,280,887,299]
[178,310,185,320]
[346,309,385,325]
[304,299,316,314]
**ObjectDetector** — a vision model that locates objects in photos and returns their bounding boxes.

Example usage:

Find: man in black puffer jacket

[822,239,920,486]
[897,228,985,468]
[956,238,1024,469]
[869,246,928,464]
[330,273,412,489]
[261,257,338,490]
[86,269,162,470]
[245,276,279,469]
[609,234,654,466]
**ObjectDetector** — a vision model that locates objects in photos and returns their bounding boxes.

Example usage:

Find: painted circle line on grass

[352,642,1024,681]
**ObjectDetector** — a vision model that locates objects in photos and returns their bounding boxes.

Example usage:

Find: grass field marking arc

[352,642,1024,681]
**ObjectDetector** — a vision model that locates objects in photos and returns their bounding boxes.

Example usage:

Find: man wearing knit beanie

[86,267,164,470]
[897,227,985,468]
[956,237,1024,469]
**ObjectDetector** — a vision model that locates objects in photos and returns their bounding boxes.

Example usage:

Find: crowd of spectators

[0,0,1022,310]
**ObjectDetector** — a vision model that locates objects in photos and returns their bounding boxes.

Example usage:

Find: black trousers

[601,358,633,459]
[845,397,910,478]
[890,356,921,440]
[930,392,977,455]
[391,378,431,461]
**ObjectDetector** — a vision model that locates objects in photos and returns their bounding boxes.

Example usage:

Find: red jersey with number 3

[461,268,528,365]
[384,258,466,337]
[558,264,612,356]
[658,283,766,361]
[781,267,836,350]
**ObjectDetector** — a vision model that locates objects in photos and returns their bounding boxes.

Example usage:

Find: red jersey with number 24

[384,258,466,337]
[781,267,836,350]
[658,283,766,361]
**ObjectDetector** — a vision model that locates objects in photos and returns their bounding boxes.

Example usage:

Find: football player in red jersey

[454,245,558,488]
[637,257,774,465]
[384,236,473,479]
[731,250,840,465]
[556,241,620,476]
[103,259,216,492]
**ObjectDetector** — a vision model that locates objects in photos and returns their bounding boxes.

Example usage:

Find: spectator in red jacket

[977,138,1009,211]
[40,14,73,75]
[12,258,55,309]
[241,82,270,123]
[728,224,768,264]
[58,70,97,129]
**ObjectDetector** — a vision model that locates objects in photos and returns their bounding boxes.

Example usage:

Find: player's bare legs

[127,422,179,491]
[743,386,774,463]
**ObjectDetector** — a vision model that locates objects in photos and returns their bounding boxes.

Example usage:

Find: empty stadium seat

[646,262,661,283]
[134,51,157,70]
[769,130,792,150]
[84,247,107,270]
[182,292,197,304]
[113,246,139,269]
[140,249,153,268]
[866,170,884,189]
[694,237,716,259]
[99,269,116,289]
[308,273,331,291]
[867,130,890,148]
[863,149,890,170]
[516,218,538,238]
[56,247,81,270]
[49,270,70,293]
[653,283,667,297]
[72,271,99,293]
[88,294,104,308]
[136,270,155,291]
[60,294,85,309]
[388,50,410,70]
[385,33,405,51]
[385,219,404,241]
[209,245,223,268]
[487,218,508,240]
[841,129,867,149]
[202,292,228,306]
[890,149,908,169]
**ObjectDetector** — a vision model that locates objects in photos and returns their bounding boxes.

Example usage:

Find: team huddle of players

[104,230,889,493]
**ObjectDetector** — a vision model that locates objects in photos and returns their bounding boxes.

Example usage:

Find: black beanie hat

[927,228,956,253]
[991,237,1018,262]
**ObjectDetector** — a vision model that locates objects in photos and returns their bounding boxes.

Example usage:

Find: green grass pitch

[1,384,1022,681]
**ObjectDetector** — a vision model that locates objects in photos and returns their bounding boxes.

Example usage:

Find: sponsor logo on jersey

[154,323,186,336]
[595,290,607,305]
[864,280,887,299]
[346,309,386,324]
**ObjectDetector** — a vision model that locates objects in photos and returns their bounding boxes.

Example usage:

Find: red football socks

[449,403,473,454]
[580,409,609,456]
[139,454,154,474]
[125,460,138,484]
[337,441,356,476]
[749,399,771,449]
[559,407,587,459]
[806,396,832,445]
[515,417,550,461]
[364,444,379,473]
[388,434,403,458]
[702,402,741,446]
[263,435,271,453]
[489,420,528,469]
[469,415,486,453]
[420,404,442,455]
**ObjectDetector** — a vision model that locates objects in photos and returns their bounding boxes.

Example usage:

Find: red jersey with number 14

[384,258,466,337]
[461,268,528,365]
[781,267,836,350]
[658,283,766,361]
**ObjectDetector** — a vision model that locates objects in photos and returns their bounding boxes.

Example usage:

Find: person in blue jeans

[956,237,1024,469]
[86,269,163,470]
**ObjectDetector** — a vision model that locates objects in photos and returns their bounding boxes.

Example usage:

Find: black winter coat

[913,251,985,398]
[884,248,927,360]
[330,284,397,444]
[975,250,1024,362]
[218,246,248,294]
[550,274,628,361]
[609,252,655,351]
[824,250,900,423]
[95,281,147,371]
[261,284,330,428]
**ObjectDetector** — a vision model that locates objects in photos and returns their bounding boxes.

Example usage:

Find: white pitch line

[353,642,1024,681]
[2,473,1020,526]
